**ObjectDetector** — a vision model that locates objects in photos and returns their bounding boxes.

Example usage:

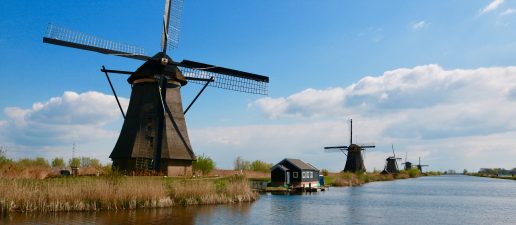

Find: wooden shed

[270,158,320,188]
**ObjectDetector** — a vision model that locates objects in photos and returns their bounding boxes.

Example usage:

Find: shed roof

[282,158,318,171]
[270,164,289,171]
[306,163,319,171]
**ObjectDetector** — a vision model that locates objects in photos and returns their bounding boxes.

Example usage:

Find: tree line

[1,148,273,177]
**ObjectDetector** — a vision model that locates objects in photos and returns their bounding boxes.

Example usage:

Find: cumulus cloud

[411,20,427,30]
[253,65,516,121]
[480,0,504,14]
[251,88,347,119]
[0,91,128,158]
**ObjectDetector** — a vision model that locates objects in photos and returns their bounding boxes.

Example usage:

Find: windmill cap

[128,53,187,85]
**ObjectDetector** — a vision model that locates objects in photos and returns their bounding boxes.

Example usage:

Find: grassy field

[0,175,257,213]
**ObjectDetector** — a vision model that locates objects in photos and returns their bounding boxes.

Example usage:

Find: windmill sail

[43,24,148,61]
[179,60,269,95]
[168,0,184,49]
[161,0,184,51]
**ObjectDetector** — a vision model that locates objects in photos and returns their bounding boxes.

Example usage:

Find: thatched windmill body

[43,0,268,175]
[324,119,375,172]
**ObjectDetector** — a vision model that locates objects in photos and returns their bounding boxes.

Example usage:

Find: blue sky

[1,0,516,172]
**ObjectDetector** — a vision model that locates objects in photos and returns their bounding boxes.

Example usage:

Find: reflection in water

[2,205,253,225]
[3,176,516,225]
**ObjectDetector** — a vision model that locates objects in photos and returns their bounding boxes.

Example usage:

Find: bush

[193,154,215,176]
[249,160,272,173]
[0,147,12,166]
[18,157,49,167]
[69,157,81,168]
[406,168,420,178]
[51,157,65,168]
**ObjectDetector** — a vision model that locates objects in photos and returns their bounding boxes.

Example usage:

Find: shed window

[293,172,298,178]
[309,171,313,178]
[302,172,306,178]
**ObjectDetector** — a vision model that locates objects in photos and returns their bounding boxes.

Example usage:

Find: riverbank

[470,173,516,181]
[0,175,257,213]
[324,169,440,187]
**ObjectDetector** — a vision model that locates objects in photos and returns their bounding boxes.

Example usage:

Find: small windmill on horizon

[401,152,413,171]
[381,144,402,174]
[324,119,375,172]
[43,0,269,175]
[416,157,429,173]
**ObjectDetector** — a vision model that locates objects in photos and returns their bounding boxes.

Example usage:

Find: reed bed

[0,164,52,179]
[167,176,258,206]
[330,172,409,187]
[0,175,257,212]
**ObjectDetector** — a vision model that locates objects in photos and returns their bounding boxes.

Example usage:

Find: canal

[3,175,516,224]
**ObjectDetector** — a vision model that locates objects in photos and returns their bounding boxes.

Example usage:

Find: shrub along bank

[325,168,439,187]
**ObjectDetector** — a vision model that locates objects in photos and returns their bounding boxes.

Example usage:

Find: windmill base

[112,158,193,176]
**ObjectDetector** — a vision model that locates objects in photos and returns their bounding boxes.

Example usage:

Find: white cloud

[0,91,128,160]
[251,88,347,119]
[411,20,427,30]
[501,8,515,16]
[480,0,504,14]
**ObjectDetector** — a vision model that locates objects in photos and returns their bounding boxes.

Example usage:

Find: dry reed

[0,175,257,212]
[167,175,258,205]
[331,172,396,187]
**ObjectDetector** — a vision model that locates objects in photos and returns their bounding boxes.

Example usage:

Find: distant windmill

[416,157,429,173]
[382,144,402,174]
[43,0,269,175]
[401,152,413,170]
[324,119,375,172]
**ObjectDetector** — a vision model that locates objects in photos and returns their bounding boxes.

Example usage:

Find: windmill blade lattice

[167,0,184,49]
[180,66,268,95]
[324,147,347,153]
[43,24,148,60]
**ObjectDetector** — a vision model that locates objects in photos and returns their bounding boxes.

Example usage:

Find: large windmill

[416,157,429,173]
[43,0,269,175]
[324,119,375,172]
[382,144,402,174]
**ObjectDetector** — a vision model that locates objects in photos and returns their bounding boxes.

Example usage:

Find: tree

[80,157,101,168]
[321,169,329,176]
[69,157,81,168]
[192,154,215,176]
[234,156,250,170]
[249,160,273,173]
[51,157,65,168]
[0,146,12,165]
[463,169,468,175]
